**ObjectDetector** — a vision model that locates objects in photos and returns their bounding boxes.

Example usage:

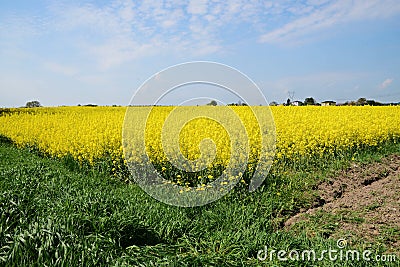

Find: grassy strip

[0,140,399,266]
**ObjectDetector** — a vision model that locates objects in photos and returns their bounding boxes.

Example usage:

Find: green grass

[0,140,399,266]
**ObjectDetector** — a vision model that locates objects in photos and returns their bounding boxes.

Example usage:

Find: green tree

[25,100,42,108]
[366,99,382,106]
[269,101,278,106]
[304,97,316,105]
[356,98,367,106]
[206,100,217,106]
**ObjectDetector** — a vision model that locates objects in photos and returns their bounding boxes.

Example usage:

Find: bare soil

[285,154,400,252]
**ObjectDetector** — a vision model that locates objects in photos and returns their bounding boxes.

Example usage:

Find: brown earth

[285,154,400,252]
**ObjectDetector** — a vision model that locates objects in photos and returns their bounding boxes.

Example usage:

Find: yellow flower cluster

[0,106,399,167]
[0,106,125,164]
[130,106,268,168]
[272,106,400,159]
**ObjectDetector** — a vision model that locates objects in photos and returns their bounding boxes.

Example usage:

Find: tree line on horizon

[2,98,400,110]
[268,97,400,106]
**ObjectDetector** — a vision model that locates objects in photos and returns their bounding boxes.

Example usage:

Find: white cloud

[380,78,393,89]
[85,34,161,70]
[44,0,262,70]
[187,0,208,15]
[260,0,400,45]
[118,0,136,22]
[2,0,400,71]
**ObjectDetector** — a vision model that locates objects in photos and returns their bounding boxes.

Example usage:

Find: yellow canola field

[0,106,399,166]
[0,107,125,163]
[273,106,400,159]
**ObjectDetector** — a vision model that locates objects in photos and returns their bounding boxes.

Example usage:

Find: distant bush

[25,101,42,108]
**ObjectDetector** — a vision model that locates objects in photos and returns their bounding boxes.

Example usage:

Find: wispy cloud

[259,0,400,45]
[0,13,49,44]
[187,0,208,15]
[380,78,393,89]
[44,62,78,76]
[45,0,234,69]
[2,0,400,70]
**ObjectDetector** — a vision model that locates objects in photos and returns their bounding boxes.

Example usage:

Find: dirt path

[285,154,400,252]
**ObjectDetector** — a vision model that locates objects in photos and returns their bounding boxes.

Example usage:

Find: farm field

[1,106,399,165]
[0,106,399,266]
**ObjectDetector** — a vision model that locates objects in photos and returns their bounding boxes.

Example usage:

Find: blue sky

[1,0,399,107]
